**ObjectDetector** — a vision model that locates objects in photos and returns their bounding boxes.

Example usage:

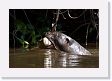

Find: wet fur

[45,31,91,55]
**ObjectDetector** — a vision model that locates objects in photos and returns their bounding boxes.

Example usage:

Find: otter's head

[43,23,72,52]
[45,31,72,52]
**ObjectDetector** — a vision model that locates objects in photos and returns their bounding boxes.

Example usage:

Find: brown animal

[44,31,91,55]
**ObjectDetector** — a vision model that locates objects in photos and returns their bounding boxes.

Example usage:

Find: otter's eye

[51,36,54,39]
[46,32,51,36]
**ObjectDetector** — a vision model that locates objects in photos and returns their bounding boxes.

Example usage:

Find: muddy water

[9,43,99,68]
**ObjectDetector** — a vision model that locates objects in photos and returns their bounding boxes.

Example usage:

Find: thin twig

[83,10,88,46]
[53,9,68,14]
[70,23,90,36]
[23,9,33,30]
[52,9,60,32]
[61,13,66,19]
[68,9,87,19]
[9,12,16,20]
[13,10,16,54]
[45,9,48,18]
[55,9,60,23]
[54,10,67,19]
[85,24,90,46]
[90,9,99,45]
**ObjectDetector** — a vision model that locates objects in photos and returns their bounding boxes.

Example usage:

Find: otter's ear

[66,38,69,44]
[66,38,73,46]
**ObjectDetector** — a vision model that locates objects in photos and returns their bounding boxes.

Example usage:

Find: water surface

[9,43,99,68]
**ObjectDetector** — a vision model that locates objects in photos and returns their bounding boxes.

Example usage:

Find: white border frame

[0,0,108,78]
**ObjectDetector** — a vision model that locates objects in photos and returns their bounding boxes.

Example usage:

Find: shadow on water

[9,43,99,68]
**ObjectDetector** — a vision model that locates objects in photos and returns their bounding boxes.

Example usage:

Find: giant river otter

[44,31,91,55]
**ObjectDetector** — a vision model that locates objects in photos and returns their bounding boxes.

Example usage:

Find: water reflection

[67,54,80,67]
[43,50,96,68]
[44,49,52,68]
[9,47,99,68]
[58,53,67,67]
[44,49,84,68]
[57,53,81,68]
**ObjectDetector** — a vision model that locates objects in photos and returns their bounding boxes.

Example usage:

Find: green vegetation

[9,9,98,49]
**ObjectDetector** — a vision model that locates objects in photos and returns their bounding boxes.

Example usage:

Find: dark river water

[9,43,99,68]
